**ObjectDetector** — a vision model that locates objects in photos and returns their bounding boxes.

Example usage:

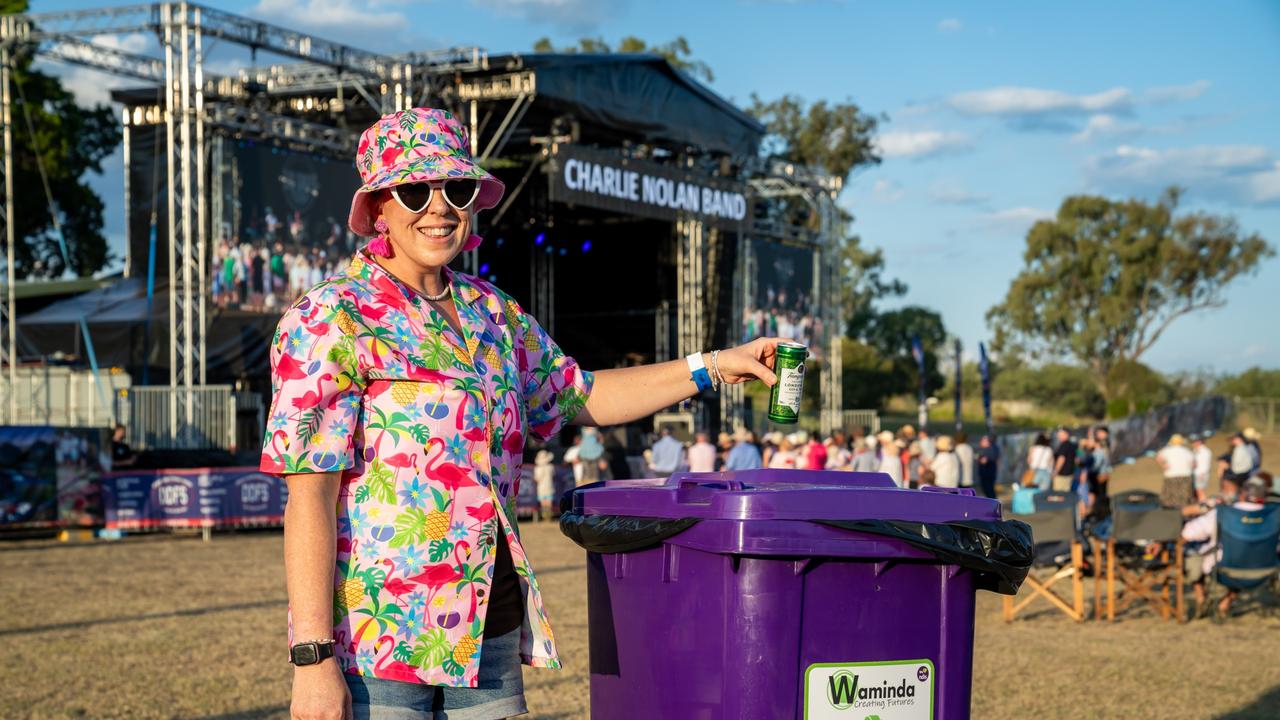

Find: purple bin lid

[570,469,1002,524]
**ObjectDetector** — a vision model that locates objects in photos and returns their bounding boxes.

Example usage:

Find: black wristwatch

[289,640,336,666]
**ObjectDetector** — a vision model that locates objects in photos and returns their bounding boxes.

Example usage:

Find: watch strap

[289,639,336,666]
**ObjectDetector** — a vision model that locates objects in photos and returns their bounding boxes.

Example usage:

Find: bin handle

[674,478,745,505]
[676,479,745,491]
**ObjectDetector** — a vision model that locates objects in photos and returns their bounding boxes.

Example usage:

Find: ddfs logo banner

[102,467,289,530]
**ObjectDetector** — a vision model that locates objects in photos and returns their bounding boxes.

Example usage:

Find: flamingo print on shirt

[262,249,593,688]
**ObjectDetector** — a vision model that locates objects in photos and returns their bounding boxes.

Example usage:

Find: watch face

[292,644,319,665]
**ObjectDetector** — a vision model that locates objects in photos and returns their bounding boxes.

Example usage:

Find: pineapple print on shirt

[262,248,593,688]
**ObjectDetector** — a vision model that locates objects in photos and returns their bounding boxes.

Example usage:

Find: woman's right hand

[291,659,352,720]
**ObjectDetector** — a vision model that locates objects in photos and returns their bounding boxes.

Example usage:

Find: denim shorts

[346,628,527,720]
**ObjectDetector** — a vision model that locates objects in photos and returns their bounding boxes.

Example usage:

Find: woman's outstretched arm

[572,337,791,427]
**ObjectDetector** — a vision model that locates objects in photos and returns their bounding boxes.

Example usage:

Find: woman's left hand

[714,337,797,386]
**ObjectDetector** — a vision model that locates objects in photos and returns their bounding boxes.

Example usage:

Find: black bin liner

[815,519,1034,595]
[559,512,700,555]
[559,507,1033,595]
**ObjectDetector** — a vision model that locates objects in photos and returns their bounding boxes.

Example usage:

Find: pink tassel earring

[462,234,484,251]
[369,217,391,257]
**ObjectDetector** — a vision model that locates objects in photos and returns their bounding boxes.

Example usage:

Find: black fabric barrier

[815,519,1034,596]
[559,507,1033,595]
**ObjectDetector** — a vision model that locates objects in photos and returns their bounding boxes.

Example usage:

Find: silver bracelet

[710,350,724,390]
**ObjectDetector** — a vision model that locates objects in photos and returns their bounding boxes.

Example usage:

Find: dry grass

[2,433,1277,719]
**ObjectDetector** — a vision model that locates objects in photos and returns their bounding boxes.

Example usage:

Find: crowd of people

[637,423,1003,495]
[211,210,359,311]
[1011,424,1273,618]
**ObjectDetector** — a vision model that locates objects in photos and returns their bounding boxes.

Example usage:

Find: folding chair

[1212,504,1280,618]
[1097,490,1185,622]
[1033,489,1075,513]
[1003,506,1086,621]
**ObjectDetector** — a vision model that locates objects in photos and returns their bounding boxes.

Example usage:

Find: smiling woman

[262,107,791,720]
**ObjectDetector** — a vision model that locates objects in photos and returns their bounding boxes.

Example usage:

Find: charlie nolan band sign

[548,145,749,230]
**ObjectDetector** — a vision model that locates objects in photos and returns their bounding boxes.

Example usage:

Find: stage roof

[109,52,765,158]
[490,53,765,157]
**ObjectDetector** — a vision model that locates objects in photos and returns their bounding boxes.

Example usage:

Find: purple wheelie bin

[559,468,1031,720]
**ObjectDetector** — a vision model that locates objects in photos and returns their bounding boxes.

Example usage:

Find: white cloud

[875,130,972,159]
[249,0,409,47]
[949,86,1132,117]
[38,33,150,107]
[929,181,989,205]
[472,0,627,30]
[1085,144,1280,207]
[938,18,962,33]
[1072,113,1144,143]
[976,207,1054,234]
[871,178,905,202]
[1143,80,1211,104]
[948,81,1212,135]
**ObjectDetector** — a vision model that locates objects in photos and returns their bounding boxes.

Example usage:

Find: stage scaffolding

[0,2,525,434]
[746,161,845,437]
[1,5,843,438]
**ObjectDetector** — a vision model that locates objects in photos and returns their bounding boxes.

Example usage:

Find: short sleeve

[260,289,365,474]
[510,300,594,443]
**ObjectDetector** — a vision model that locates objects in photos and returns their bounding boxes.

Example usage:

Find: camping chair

[1003,506,1086,622]
[1033,489,1075,513]
[1212,504,1280,617]
[1097,490,1185,622]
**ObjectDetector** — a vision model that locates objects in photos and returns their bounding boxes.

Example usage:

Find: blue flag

[979,342,993,436]
[911,334,927,428]
[954,339,963,432]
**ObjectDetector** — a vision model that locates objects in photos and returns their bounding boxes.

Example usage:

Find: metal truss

[0,3,493,427]
[746,165,845,435]
[35,33,164,82]
[8,3,385,78]
[1,41,14,422]
[206,103,359,156]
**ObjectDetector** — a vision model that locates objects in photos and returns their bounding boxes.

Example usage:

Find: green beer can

[767,342,808,424]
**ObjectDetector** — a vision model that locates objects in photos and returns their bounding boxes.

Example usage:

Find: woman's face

[375,184,472,271]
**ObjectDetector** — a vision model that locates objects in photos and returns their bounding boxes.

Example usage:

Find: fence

[114,385,238,451]
[1,365,131,427]
[742,408,880,438]
[1234,396,1277,433]
[841,409,881,435]
[995,395,1232,486]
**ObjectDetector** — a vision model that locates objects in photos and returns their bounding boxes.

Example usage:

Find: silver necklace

[421,283,451,301]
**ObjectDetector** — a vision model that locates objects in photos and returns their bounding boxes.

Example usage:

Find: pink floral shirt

[261,250,593,687]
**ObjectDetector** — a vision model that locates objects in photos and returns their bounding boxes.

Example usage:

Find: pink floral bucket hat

[348,107,504,239]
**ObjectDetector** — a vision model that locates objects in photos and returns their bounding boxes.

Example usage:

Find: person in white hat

[1157,434,1196,507]
[768,433,799,469]
[534,449,557,521]
[929,435,960,488]
[876,430,904,488]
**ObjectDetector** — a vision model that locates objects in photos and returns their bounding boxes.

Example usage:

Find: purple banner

[102,467,288,530]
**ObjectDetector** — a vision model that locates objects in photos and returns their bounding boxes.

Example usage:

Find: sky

[29,0,1280,374]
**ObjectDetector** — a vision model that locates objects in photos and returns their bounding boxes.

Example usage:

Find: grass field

[2,434,1277,719]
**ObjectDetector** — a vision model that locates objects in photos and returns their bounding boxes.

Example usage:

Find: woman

[1026,433,1054,491]
[875,430,905,488]
[264,108,790,720]
[928,435,960,488]
[767,433,798,469]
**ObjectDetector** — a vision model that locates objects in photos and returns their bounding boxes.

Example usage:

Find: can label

[803,659,935,719]
[774,364,804,413]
